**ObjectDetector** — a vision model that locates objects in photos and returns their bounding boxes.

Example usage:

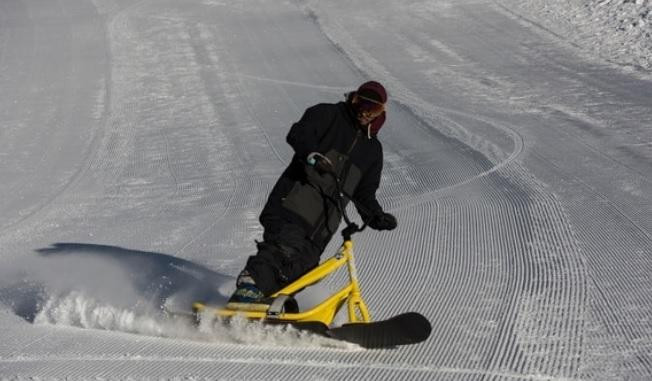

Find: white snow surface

[0,0,651,379]
[496,0,652,74]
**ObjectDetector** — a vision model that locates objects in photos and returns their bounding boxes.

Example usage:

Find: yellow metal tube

[194,237,372,326]
[271,254,348,297]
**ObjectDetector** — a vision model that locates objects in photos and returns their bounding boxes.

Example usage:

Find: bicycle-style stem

[342,239,371,323]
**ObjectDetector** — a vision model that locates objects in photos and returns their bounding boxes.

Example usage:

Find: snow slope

[496,0,652,74]
[0,0,650,379]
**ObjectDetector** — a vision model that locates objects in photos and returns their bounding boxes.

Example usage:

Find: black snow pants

[244,223,321,296]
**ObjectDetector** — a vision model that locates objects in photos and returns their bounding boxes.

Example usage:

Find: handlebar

[324,170,366,241]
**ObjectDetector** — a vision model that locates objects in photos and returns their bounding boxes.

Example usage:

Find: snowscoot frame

[193,170,372,326]
[193,231,370,326]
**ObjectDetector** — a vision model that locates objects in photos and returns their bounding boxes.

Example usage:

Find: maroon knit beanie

[357,81,387,104]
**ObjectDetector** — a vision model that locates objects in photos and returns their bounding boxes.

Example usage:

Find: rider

[228,81,397,308]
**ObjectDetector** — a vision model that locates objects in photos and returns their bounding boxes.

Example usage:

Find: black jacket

[259,102,385,251]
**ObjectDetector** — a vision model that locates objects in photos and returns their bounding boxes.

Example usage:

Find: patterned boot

[226,270,270,312]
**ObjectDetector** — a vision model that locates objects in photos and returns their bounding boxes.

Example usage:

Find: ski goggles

[356,94,385,119]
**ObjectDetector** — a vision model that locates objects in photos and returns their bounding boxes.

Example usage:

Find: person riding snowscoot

[228,81,397,309]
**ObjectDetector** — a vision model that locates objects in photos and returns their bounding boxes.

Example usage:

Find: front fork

[342,240,371,323]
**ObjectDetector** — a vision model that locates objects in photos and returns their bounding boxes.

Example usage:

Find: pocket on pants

[282,182,324,227]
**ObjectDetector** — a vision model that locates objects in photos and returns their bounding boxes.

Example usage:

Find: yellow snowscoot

[191,174,431,348]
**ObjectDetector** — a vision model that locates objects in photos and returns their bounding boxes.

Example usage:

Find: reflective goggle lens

[357,95,385,118]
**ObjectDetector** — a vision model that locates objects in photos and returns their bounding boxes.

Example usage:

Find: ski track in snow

[0,0,650,379]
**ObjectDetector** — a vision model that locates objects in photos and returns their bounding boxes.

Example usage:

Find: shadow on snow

[0,243,233,322]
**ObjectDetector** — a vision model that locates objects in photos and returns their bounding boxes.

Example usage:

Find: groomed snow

[0,0,650,379]
[496,0,652,74]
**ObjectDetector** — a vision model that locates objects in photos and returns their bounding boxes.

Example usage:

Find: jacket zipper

[341,129,361,185]
[347,129,361,155]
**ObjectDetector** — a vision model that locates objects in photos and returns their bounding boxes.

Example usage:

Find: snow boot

[226,270,300,314]
[226,270,270,312]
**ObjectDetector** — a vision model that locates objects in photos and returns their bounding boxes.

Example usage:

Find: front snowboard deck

[268,313,431,348]
[327,312,432,348]
[242,313,431,348]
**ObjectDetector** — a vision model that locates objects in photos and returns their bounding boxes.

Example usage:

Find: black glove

[307,152,334,174]
[368,212,397,231]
